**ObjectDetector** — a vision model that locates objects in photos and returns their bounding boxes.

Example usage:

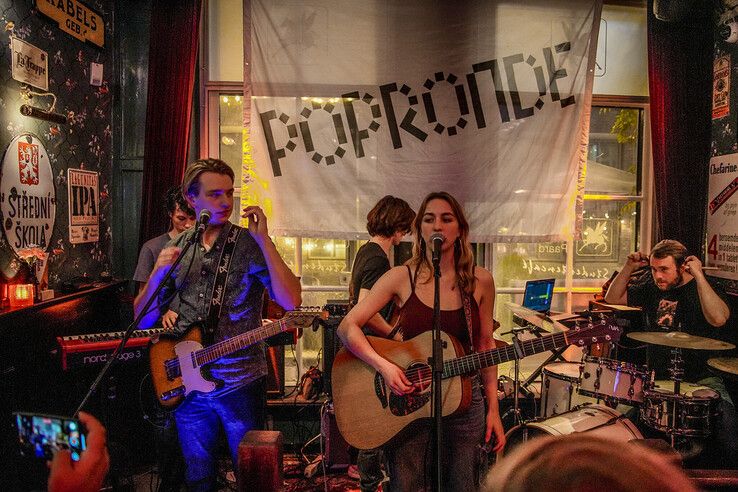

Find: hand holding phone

[48,412,110,492]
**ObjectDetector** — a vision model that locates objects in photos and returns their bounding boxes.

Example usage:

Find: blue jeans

[384,377,486,492]
[174,378,266,491]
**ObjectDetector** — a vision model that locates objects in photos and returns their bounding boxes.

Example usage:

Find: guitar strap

[461,289,475,353]
[461,267,475,353]
[203,223,242,338]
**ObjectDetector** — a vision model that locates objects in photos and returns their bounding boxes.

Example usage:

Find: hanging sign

[35,0,104,48]
[705,153,738,280]
[0,133,56,253]
[67,168,99,244]
[10,37,48,91]
[712,55,730,120]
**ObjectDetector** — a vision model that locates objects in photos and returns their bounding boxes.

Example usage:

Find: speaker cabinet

[322,403,350,468]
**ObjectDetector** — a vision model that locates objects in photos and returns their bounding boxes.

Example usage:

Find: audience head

[366,195,415,242]
[484,434,696,492]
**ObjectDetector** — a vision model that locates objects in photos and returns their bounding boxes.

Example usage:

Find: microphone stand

[431,247,443,492]
[74,226,205,417]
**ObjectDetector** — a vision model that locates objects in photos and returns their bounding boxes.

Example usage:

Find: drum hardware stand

[500,326,530,426]
[667,347,684,447]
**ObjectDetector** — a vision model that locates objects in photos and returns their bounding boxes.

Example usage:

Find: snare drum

[540,362,595,417]
[578,356,649,405]
[640,381,721,437]
[503,403,642,455]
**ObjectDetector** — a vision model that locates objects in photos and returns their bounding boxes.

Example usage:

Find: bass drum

[502,404,643,456]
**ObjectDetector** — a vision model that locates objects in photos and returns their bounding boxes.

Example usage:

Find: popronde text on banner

[244,0,601,241]
[706,154,738,280]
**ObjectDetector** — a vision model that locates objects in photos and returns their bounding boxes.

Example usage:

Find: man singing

[136,158,301,490]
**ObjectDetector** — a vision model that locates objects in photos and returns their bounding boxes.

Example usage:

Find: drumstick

[701,266,720,271]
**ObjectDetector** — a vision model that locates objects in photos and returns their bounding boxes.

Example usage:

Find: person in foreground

[348,195,415,491]
[338,191,505,491]
[135,158,302,490]
[484,434,696,492]
[48,412,110,492]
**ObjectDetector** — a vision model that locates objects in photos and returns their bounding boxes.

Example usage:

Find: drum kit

[500,307,738,457]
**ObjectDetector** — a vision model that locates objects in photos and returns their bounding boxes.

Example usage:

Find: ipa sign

[0,134,56,253]
[67,168,99,244]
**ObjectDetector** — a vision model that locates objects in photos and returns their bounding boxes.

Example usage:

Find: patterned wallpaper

[0,0,114,289]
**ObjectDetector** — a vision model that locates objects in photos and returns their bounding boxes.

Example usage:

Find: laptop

[521,278,556,315]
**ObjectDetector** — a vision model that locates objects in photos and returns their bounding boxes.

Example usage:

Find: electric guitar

[149,307,326,408]
[332,318,621,449]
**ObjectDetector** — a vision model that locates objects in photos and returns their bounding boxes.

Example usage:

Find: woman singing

[338,191,505,491]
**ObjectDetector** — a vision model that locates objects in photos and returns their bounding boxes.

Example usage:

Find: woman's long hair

[408,191,476,295]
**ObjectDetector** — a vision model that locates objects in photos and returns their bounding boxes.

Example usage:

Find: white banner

[244,0,601,241]
[705,154,738,280]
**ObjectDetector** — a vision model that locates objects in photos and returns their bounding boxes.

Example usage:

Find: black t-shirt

[627,274,731,381]
[350,241,393,323]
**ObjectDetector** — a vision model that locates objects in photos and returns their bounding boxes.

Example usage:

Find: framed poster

[67,169,99,244]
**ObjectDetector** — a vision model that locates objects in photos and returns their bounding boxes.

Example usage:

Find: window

[491,99,651,326]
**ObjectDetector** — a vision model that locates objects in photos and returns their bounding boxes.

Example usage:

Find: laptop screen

[522,278,555,313]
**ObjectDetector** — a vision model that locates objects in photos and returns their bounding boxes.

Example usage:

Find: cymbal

[708,357,738,376]
[627,331,736,351]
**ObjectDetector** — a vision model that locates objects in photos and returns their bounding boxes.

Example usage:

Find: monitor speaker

[321,403,350,468]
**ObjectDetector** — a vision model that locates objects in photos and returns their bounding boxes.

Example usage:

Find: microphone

[190,209,211,243]
[197,209,211,229]
[430,232,445,263]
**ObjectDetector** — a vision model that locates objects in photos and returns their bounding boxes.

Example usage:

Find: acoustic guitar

[332,318,620,449]
[149,307,326,408]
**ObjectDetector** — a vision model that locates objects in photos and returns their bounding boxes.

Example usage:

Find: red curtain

[139,1,202,247]
[647,0,713,255]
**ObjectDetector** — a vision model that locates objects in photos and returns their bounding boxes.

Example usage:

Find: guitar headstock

[282,306,329,328]
[566,314,622,347]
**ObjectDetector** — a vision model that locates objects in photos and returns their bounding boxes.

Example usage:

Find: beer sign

[35,0,104,48]
[67,168,99,244]
[0,134,56,254]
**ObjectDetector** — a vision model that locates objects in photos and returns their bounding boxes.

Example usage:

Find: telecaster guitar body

[149,308,326,409]
[149,327,214,408]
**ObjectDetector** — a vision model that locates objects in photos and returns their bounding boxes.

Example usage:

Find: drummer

[605,239,736,468]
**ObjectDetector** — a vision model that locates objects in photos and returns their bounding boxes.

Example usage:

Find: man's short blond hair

[181,158,234,198]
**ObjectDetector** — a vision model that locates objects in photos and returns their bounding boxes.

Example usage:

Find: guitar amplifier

[266,345,285,398]
[321,403,350,468]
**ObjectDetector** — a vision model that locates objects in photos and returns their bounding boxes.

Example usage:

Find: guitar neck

[443,331,569,379]
[194,319,290,366]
